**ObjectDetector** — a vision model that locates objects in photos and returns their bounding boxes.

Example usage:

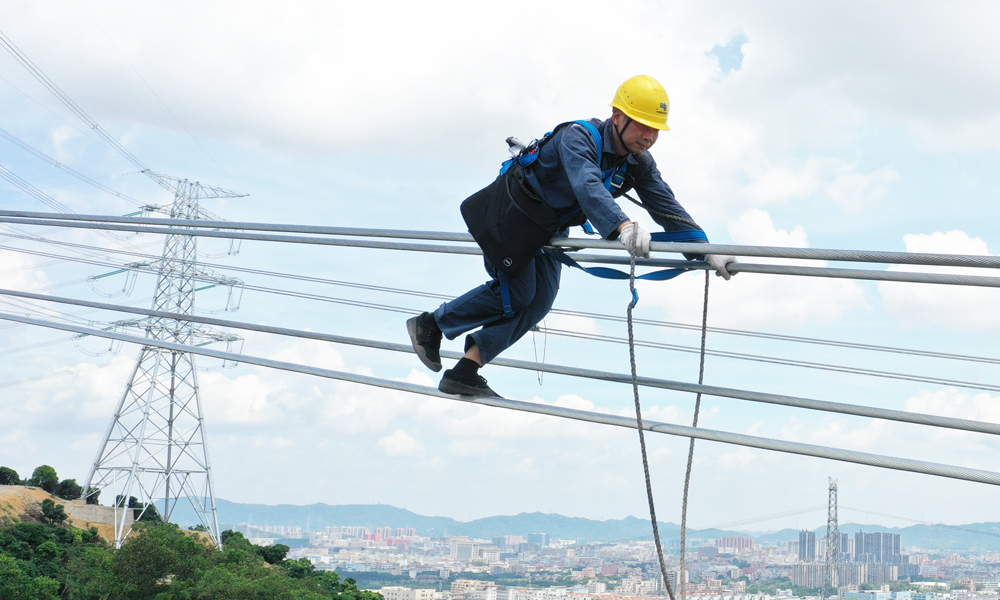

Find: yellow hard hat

[609,75,671,131]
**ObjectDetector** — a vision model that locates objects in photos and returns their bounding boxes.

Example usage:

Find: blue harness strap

[501,120,626,194]
[544,229,710,305]
[496,271,515,319]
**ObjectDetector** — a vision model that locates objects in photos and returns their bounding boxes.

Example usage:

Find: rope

[626,227,676,600]
[679,271,711,600]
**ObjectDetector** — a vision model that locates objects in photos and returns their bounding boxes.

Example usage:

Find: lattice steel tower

[824,477,840,596]
[84,172,245,548]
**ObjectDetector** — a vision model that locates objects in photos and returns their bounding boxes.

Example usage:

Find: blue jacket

[523,117,703,240]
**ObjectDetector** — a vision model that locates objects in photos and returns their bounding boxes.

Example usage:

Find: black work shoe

[439,370,502,398]
[406,312,443,372]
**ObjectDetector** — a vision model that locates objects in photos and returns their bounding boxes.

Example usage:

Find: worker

[407,75,736,397]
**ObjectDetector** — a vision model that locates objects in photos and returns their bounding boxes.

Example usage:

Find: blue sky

[2,0,1000,534]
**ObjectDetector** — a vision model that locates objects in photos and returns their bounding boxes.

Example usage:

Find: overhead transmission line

[2,241,998,393]
[4,286,1000,437]
[0,126,142,206]
[73,2,242,190]
[0,29,147,171]
[5,228,997,367]
[3,308,1000,487]
[537,327,1000,394]
[0,167,149,257]
[839,506,1000,539]
[3,212,1000,288]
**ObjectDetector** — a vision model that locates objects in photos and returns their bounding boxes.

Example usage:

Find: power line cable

[2,242,996,393]
[539,327,1000,394]
[4,213,1000,288]
[0,29,147,170]
[5,287,999,437]
[75,0,243,190]
[12,231,992,367]
[0,166,149,254]
[0,125,142,205]
[839,506,1000,539]
[3,308,1000,487]
[6,211,1000,271]
[0,72,103,144]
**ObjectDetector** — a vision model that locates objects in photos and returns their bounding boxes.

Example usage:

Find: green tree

[0,554,60,600]
[106,521,215,598]
[258,543,290,565]
[85,488,100,505]
[27,465,59,494]
[56,478,83,501]
[282,557,315,579]
[0,465,19,485]
[40,499,68,525]
[61,544,117,600]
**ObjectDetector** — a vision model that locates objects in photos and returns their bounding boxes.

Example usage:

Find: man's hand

[705,254,738,280]
[619,223,651,259]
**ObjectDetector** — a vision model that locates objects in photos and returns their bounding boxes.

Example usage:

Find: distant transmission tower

[824,477,840,597]
[84,172,246,548]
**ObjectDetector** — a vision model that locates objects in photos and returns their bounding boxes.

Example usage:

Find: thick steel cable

[6,234,1000,367]
[625,230,676,600]
[3,310,1000,486]
[4,211,1000,271]
[3,287,1000,436]
[4,215,1000,288]
[4,243,997,393]
[679,271,710,600]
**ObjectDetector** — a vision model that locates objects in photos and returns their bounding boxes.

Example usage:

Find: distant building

[799,530,817,562]
[381,588,437,600]
[716,537,755,552]
[451,537,480,562]
[527,533,548,547]
[854,532,902,564]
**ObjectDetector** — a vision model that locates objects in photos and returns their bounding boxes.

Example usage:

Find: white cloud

[718,446,754,470]
[905,388,1000,424]
[879,231,1000,330]
[378,429,423,457]
[643,210,869,328]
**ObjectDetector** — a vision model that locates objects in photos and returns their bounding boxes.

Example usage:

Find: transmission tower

[84,173,246,548]
[824,477,840,598]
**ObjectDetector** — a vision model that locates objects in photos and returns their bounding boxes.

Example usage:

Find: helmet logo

[659,102,669,114]
[503,257,513,267]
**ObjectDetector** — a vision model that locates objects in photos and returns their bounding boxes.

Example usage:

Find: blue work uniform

[434,117,704,364]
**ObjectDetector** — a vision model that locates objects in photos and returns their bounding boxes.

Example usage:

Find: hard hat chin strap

[614,116,636,155]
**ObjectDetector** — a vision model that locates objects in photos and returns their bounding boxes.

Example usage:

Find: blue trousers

[434,253,562,365]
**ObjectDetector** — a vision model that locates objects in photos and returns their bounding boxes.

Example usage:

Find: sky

[2,0,1000,536]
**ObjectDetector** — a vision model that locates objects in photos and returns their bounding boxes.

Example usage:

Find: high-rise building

[716,537,755,552]
[854,532,901,564]
[527,533,548,547]
[800,530,817,562]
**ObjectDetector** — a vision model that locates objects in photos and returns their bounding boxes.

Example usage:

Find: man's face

[612,110,659,155]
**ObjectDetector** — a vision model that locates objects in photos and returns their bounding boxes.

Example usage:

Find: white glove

[705,254,738,280]
[619,223,651,259]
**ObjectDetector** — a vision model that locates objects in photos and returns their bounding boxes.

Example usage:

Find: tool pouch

[461,163,559,277]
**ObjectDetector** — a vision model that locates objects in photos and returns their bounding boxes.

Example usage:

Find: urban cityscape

[229,522,1000,600]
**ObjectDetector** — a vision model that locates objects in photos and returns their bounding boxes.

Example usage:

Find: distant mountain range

[168,501,1000,551]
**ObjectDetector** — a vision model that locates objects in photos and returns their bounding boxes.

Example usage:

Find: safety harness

[492,120,709,317]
